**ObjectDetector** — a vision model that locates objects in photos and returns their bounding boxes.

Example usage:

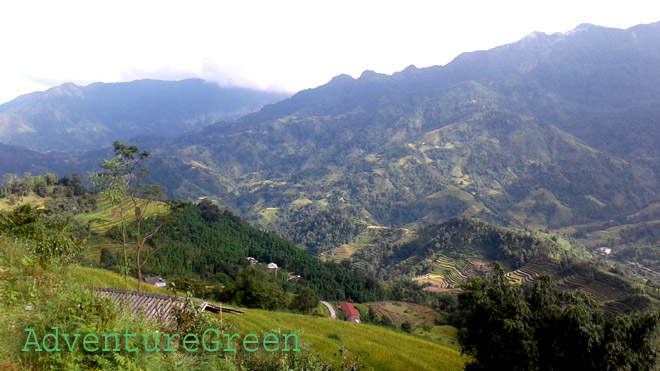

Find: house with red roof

[339,302,361,323]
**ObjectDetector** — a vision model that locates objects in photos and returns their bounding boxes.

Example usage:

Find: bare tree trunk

[136,246,142,292]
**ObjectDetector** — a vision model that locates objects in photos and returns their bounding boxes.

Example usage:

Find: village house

[143,276,167,287]
[340,302,361,323]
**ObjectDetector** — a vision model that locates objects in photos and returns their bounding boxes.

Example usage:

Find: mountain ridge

[0,78,289,152]
[2,22,660,250]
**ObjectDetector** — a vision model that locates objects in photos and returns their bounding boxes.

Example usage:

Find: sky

[1,0,659,104]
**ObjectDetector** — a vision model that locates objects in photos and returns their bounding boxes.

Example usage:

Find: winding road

[320,301,336,319]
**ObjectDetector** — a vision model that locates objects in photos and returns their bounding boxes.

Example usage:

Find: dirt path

[320,301,336,319]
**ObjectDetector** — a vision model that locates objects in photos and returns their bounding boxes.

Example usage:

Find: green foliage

[0,239,190,370]
[221,266,288,310]
[229,308,465,370]
[99,247,115,268]
[90,141,170,292]
[272,206,364,252]
[457,265,660,370]
[374,217,589,286]
[197,198,222,222]
[231,332,334,371]
[404,218,585,267]
[169,276,207,298]
[327,333,342,341]
[0,235,342,371]
[0,172,97,216]
[290,287,320,314]
[0,204,83,264]
[143,202,386,302]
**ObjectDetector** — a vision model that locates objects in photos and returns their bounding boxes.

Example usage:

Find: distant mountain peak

[522,30,546,40]
[359,70,385,80]
[46,82,84,97]
[328,74,355,84]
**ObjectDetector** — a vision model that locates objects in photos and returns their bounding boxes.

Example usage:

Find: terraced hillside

[327,226,410,270]
[76,196,169,234]
[505,260,561,285]
[414,255,492,291]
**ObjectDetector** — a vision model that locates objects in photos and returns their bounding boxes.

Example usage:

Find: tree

[458,264,660,370]
[400,321,413,333]
[457,263,536,371]
[367,306,377,324]
[44,172,59,186]
[90,141,169,292]
[33,176,48,197]
[99,247,115,268]
[222,266,287,310]
[290,286,319,313]
[197,198,222,222]
[66,173,86,196]
[2,173,16,188]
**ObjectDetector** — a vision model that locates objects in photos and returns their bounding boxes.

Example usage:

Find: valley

[2,20,660,370]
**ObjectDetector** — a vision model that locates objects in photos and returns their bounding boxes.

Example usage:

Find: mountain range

[2,22,660,250]
[0,79,289,151]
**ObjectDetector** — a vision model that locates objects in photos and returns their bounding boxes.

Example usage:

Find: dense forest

[111,200,387,304]
[458,265,660,370]
[394,218,583,267]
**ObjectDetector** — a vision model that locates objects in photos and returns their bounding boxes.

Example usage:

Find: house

[339,302,360,323]
[267,262,279,271]
[597,247,612,255]
[287,272,301,281]
[144,276,167,287]
[93,287,244,325]
[247,257,258,266]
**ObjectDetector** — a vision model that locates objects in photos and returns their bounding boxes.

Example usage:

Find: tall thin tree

[90,141,169,291]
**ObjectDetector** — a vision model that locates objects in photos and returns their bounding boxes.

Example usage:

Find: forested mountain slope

[148,22,660,248]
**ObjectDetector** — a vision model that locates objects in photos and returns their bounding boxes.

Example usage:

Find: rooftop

[93,287,244,325]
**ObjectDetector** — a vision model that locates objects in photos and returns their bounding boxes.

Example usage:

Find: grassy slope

[226,309,465,371]
[74,266,465,370]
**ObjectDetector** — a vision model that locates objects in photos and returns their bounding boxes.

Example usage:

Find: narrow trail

[320,300,336,319]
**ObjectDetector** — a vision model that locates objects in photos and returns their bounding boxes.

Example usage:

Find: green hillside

[71,265,465,370]
[147,80,659,252]
[228,308,465,371]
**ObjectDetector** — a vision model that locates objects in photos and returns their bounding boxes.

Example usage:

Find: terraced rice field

[76,196,169,234]
[557,274,626,303]
[230,309,466,371]
[415,255,485,291]
[363,301,441,328]
[505,261,560,285]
